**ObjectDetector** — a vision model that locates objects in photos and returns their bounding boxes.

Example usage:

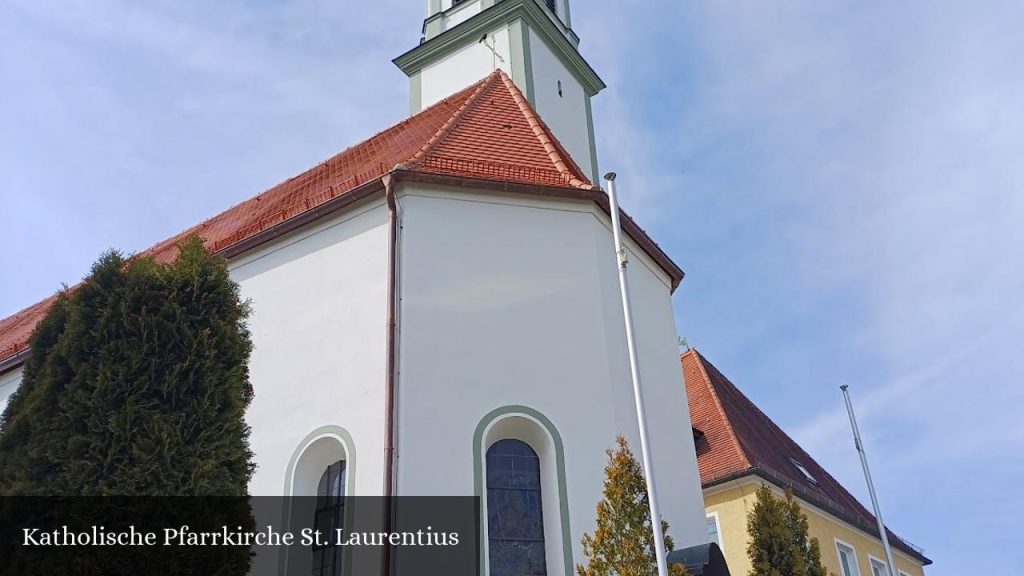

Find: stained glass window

[312,460,346,576]
[487,439,547,576]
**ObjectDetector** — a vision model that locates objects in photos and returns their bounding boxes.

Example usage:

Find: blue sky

[1,1,1021,573]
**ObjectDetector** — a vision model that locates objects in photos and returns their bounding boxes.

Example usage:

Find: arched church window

[486,439,547,576]
[312,460,346,576]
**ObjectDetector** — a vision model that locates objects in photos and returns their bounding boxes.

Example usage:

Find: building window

[790,458,818,485]
[836,541,861,576]
[312,460,346,576]
[705,514,721,548]
[546,0,557,14]
[487,439,547,576]
[869,557,888,576]
[0,380,16,425]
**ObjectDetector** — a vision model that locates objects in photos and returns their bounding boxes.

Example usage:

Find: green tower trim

[395,0,605,97]
[585,95,600,184]
[508,18,537,105]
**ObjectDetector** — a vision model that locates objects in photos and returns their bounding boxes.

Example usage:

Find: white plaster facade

[229,199,391,498]
[236,182,706,571]
[391,184,707,565]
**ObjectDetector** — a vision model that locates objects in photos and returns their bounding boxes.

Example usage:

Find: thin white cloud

[0,0,415,316]
[577,1,1024,573]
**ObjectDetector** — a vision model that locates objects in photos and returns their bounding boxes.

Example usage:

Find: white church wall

[0,367,22,420]
[420,26,512,108]
[229,200,390,497]
[595,224,708,549]
[393,183,706,570]
[527,27,595,180]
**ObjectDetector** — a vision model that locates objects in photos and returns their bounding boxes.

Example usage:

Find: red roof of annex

[681,349,931,565]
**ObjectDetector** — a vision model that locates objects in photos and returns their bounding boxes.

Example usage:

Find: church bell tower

[394,0,605,183]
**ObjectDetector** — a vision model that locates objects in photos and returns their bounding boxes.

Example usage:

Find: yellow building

[681,350,932,576]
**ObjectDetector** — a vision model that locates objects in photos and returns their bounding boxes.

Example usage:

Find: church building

[0,1,709,574]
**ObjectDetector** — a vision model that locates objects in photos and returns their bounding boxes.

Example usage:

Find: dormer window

[790,458,818,485]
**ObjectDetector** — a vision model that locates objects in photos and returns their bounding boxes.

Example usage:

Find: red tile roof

[0,70,680,368]
[682,349,930,565]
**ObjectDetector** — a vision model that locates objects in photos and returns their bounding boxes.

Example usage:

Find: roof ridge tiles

[197,81,484,231]
[690,349,753,471]
[404,73,497,169]
[496,71,593,190]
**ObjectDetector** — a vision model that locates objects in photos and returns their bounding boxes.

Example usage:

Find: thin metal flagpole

[840,385,898,576]
[604,172,670,576]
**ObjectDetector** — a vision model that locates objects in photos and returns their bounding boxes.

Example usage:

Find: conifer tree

[746,484,831,576]
[0,237,254,495]
[577,436,689,576]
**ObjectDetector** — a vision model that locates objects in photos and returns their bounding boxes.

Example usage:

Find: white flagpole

[841,385,898,576]
[605,172,670,576]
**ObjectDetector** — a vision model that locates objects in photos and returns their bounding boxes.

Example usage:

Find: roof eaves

[217,177,388,260]
[703,468,931,565]
[0,347,30,377]
[392,168,683,290]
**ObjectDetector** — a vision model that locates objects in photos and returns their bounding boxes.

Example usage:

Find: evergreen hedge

[0,237,254,496]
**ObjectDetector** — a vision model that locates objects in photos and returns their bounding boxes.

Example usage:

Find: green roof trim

[394,0,605,97]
